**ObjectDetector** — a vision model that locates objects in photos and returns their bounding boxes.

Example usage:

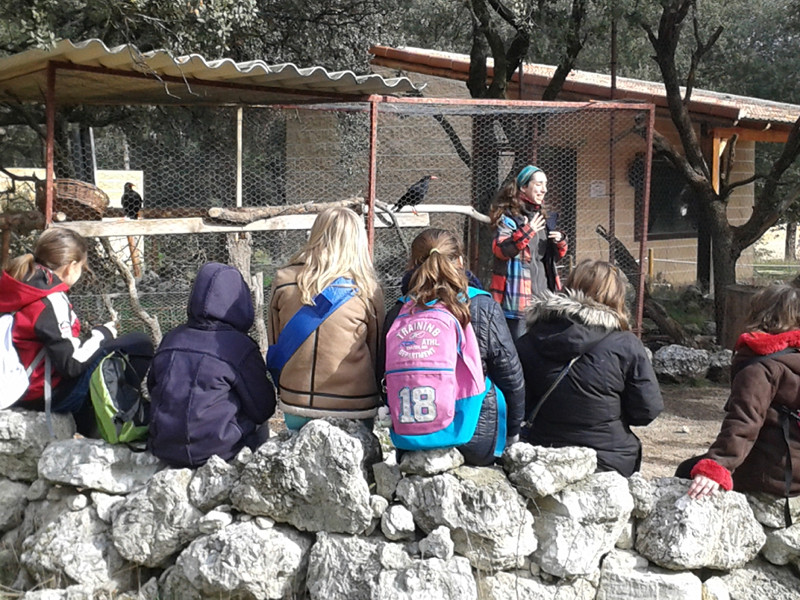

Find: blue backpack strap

[267,277,357,382]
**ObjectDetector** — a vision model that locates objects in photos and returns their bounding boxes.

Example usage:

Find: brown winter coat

[704,330,800,497]
[268,264,384,420]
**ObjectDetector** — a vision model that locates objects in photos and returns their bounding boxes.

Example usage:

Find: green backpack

[89,336,153,444]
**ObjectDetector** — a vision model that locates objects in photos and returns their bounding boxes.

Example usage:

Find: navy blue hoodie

[147,262,275,467]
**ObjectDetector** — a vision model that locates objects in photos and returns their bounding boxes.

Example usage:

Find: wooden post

[1,228,10,269]
[45,62,57,226]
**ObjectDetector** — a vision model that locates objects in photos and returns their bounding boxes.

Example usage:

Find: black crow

[121,182,143,219]
[392,175,437,215]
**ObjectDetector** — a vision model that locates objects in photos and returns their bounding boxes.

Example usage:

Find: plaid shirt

[490,212,566,319]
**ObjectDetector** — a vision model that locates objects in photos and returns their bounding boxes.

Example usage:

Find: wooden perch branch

[209,198,491,226]
[99,238,162,346]
[208,198,364,224]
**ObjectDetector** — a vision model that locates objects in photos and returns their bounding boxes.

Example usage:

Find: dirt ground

[635,383,729,480]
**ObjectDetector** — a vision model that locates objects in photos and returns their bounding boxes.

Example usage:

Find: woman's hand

[529,213,546,233]
[687,474,721,499]
[548,230,564,242]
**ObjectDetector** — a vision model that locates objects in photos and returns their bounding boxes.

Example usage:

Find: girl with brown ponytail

[380,229,525,465]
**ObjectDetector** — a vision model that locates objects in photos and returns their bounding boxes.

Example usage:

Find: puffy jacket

[268,264,384,420]
[147,262,275,467]
[380,281,525,466]
[516,290,663,476]
[693,330,800,497]
[0,267,112,404]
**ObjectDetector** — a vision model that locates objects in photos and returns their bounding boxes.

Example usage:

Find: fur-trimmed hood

[525,290,623,331]
[522,290,623,361]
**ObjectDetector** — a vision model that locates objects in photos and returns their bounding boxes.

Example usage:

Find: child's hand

[687,474,720,500]
[549,230,564,242]
[102,321,118,338]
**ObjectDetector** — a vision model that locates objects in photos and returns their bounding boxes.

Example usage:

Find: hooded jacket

[691,330,800,497]
[516,290,663,476]
[0,266,112,404]
[147,263,275,467]
[380,277,526,466]
[268,264,384,420]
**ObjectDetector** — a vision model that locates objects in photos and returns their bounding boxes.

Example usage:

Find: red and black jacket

[0,266,113,403]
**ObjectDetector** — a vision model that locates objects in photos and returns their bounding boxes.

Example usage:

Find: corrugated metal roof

[371,46,800,129]
[0,39,422,105]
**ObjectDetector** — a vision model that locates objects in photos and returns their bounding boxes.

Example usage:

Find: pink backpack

[384,300,486,450]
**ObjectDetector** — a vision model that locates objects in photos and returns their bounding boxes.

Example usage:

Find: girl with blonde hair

[268,207,384,429]
[516,259,662,476]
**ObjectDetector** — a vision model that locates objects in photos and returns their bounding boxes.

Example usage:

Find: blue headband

[516,165,542,188]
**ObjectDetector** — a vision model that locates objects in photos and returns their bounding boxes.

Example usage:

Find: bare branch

[98,238,162,345]
[542,0,587,101]
[432,114,471,168]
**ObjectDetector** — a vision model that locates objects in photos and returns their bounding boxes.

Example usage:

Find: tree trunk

[709,201,738,339]
[786,222,797,261]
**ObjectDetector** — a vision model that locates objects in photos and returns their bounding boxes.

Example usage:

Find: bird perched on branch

[121,182,143,220]
[392,175,438,215]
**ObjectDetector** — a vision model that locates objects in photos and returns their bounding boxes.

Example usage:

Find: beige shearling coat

[268,264,384,420]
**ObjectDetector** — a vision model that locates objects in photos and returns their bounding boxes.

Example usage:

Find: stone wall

[1,408,799,600]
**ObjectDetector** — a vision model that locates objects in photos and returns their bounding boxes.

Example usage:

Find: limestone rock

[652,345,710,383]
[533,471,633,578]
[745,492,800,529]
[307,532,400,600]
[0,478,28,532]
[478,570,597,600]
[20,506,135,590]
[90,492,124,524]
[396,466,536,570]
[713,557,800,599]
[0,409,75,481]
[635,478,765,570]
[707,349,733,384]
[596,548,702,600]
[616,519,635,550]
[502,443,597,499]
[169,521,312,599]
[381,504,416,541]
[187,455,239,511]
[761,523,800,566]
[111,468,202,567]
[374,555,476,600]
[38,438,163,494]
[230,420,374,534]
[399,448,464,476]
[419,526,454,560]
[196,509,234,534]
[628,472,656,518]
[373,458,402,501]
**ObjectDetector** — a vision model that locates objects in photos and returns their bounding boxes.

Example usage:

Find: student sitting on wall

[677,284,800,502]
[268,207,384,430]
[147,262,276,467]
[516,259,663,477]
[379,228,525,465]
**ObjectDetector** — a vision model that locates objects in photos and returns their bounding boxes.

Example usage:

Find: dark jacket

[147,262,275,467]
[516,290,663,476]
[0,267,113,404]
[697,330,800,497]
[381,278,525,465]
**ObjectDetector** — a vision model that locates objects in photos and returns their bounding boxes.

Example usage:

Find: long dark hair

[406,229,470,327]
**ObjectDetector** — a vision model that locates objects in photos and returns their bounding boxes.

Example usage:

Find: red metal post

[366,96,379,254]
[635,106,656,337]
[45,62,57,226]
